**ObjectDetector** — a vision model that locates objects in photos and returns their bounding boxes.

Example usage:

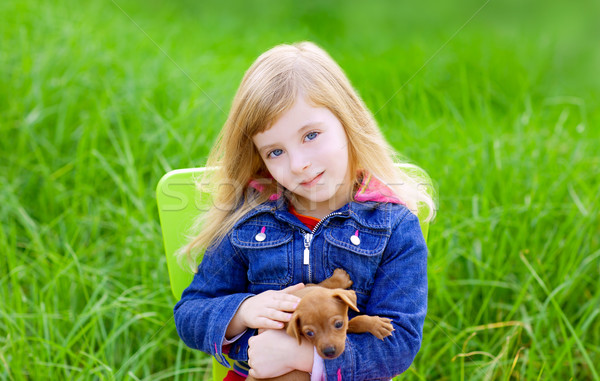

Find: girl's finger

[267,309,293,322]
[273,293,301,303]
[255,316,285,330]
[275,299,299,312]
[282,283,305,293]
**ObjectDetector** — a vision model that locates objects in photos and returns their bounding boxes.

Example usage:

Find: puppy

[246,269,394,381]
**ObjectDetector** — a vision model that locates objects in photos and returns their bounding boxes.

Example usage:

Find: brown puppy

[246,269,394,381]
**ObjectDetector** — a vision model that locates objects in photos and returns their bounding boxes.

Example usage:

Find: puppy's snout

[322,346,337,358]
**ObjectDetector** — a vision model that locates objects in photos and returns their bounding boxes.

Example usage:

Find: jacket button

[350,235,361,245]
[255,226,266,241]
[235,346,241,354]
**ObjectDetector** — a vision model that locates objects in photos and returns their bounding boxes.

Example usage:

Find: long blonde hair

[179,41,436,272]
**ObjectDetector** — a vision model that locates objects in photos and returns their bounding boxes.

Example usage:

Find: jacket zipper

[302,211,344,283]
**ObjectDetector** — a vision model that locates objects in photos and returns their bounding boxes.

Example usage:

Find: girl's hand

[239,283,304,330]
[247,328,314,378]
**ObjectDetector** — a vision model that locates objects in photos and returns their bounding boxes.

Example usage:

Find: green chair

[156,165,434,380]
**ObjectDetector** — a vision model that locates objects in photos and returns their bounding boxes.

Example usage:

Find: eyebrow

[256,122,323,156]
[256,143,277,156]
[299,121,322,132]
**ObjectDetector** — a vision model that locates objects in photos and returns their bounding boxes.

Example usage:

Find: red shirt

[289,204,321,231]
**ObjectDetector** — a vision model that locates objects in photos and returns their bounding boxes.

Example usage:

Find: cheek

[329,136,349,161]
[264,163,289,185]
[331,146,350,174]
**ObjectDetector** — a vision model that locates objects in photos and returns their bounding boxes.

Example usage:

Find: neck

[290,190,352,220]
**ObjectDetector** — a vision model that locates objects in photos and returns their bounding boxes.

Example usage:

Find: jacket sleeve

[173,233,255,367]
[324,210,428,379]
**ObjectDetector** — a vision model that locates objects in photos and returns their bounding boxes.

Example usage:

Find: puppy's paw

[331,268,353,289]
[371,317,394,340]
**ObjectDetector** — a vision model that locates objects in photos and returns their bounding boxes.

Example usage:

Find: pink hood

[354,172,405,205]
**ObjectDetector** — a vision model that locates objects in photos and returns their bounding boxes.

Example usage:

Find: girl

[174,41,434,380]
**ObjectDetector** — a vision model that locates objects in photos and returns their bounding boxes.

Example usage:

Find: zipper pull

[303,233,313,265]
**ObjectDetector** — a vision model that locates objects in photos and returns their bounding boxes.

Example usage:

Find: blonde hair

[179,41,436,272]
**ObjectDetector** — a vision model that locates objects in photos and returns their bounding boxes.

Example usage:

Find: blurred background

[1,0,599,379]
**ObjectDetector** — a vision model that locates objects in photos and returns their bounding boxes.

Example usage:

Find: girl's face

[253,96,352,219]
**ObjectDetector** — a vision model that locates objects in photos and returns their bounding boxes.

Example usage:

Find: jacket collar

[237,172,404,230]
[234,197,396,231]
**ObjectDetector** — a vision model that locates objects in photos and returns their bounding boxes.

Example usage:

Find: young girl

[174,41,434,380]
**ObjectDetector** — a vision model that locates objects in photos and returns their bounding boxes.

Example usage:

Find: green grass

[1,0,599,379]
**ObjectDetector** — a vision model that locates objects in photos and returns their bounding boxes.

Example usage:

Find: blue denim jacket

[174,197,428,380]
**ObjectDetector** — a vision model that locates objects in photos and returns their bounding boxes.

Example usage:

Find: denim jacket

[174,195,428,380]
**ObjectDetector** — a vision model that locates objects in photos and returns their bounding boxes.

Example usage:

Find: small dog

[246,269,394,381]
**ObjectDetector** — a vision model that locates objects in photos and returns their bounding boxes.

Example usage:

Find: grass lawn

[1,0,599,379]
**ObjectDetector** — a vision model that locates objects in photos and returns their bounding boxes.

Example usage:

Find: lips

[300,172,324,187]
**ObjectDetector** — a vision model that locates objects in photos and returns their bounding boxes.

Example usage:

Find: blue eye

[305,132,318,141]
[267,149,283,158]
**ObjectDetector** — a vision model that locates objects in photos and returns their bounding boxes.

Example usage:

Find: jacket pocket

[231,222,293,288]
[324,223,389,295]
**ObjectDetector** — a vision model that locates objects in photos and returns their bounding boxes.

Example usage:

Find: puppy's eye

[334,321,343,329]
[305,330,315,337]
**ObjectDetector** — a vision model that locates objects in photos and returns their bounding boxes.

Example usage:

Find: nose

[322,346,337,358]
[288,150,310,174]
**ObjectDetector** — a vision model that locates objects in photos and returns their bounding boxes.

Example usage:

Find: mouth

[300,172,324,187]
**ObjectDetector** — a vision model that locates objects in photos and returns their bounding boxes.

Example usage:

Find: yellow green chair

[156,165,434,380]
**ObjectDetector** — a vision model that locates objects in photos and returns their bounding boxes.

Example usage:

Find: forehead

[298,291,347,315]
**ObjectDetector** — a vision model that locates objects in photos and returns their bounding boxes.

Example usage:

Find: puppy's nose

[322,346,337,358]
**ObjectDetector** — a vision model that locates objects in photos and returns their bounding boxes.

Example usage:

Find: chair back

[156,165,434,299]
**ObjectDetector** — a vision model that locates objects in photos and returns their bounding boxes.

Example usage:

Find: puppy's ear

[334,289,359,312]
[286,312,303,345]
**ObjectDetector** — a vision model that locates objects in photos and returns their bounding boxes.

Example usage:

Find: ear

[286,312,303,345]
[334,289,359,312]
